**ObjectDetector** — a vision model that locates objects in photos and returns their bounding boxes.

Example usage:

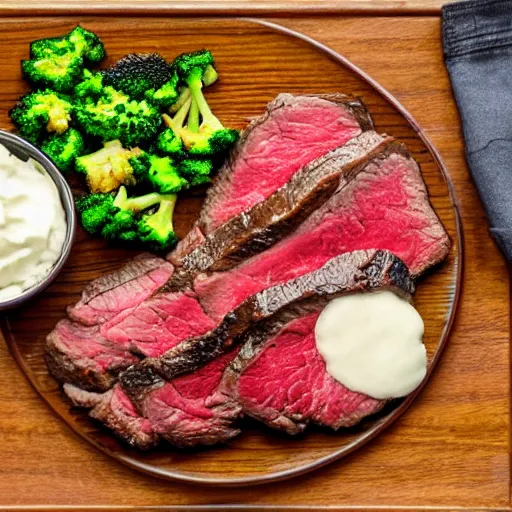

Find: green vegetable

[75,140,143,193]
[171,50,239,155]
[40,128,85,173]
[23,26,105,92]
[131,152,189,194]
[9,90,74,143]
[155,127,184,157]
[30,26,105,65]
[138,194,178,252]
[103,53,173,99]
[75,86,162,147]
[76,185,178,250]
[73,69,104,99]
[179,158,213,186]
[144,72,180,109]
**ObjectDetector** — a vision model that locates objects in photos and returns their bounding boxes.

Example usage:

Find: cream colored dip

[315,291,426,399]
[0,144,66,301]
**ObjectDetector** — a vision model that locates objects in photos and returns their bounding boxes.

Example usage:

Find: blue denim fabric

[443,0,512,259]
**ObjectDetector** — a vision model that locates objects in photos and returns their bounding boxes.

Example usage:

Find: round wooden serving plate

[1,17,462,486]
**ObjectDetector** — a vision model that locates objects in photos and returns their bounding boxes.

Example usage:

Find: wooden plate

[0,17,462,486]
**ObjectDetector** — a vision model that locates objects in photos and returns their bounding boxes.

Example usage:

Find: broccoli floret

[40,128,85,173]
[75,86,162,146]
[66,26,106,65]
[21,53,84,93]
[178,158,213,186]
[171,50,239,155]
[75,140,142,193]
[155,127,184,157]
[30,26,105,65]
[103,53,174,99]
[9,90,74,143]
[138,195,178,252]
[145,72,180,109]
[76,186,177,250]
[131,152,189,194]
[73,69,104,99]
[22,26,104,93]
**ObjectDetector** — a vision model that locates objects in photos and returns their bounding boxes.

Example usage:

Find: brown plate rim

[1,17,464,487]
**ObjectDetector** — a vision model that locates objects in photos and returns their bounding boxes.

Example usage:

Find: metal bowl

[0,130,76,311]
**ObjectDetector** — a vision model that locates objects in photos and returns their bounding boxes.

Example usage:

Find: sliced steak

[194,141,451,322]
[121,249,413,403]
[168,131,390,283]
[219,313,385,435]
[64,383,159,449]
[68,253,174,326]
[46,320,140,391]
[170,93,374,266]
[65,349,242,449]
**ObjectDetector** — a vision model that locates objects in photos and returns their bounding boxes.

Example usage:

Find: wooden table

[0,0,454,15]
[0,9,510,512]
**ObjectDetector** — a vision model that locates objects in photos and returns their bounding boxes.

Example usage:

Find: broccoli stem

[153,195,178,231]
[187,78,223,131]
[113,186,164,213]
[169,87,191,114]
[187,97,200,133]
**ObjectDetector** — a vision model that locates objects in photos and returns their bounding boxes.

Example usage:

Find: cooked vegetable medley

[10,26,239,253]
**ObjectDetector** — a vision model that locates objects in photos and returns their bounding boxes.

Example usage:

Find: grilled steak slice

[219,313,385,435]
[67,254,174,326]
[61,250,411,448]
[46,321,140,391]
[167,131,390,285]
[64,383,159,449]
[121,249,413,404]
[194,141,451,322]
[170,93,374,266]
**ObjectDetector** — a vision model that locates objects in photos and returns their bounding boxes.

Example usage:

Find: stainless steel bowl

[0,130,76,311]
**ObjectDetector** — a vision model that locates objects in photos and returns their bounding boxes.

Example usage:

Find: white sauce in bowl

[315,291,426,400]
[0,144,66,301]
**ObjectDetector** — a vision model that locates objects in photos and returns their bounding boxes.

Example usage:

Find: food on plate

[9,90,75,144]
[23,26,105,92]
[0,144,66,301]
[65,249,413,448]
[75,186,178,251]
[31,39,451,450]
[45,93,449,402]
[314,291,426,399]
[10,28,240,253]
[40,128,85,173]
[74,140,143,193]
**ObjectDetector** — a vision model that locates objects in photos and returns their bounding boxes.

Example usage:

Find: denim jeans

[443,0,512,259]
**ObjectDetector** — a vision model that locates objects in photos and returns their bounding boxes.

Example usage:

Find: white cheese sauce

[315,291,426,400]
[0,144,66,301]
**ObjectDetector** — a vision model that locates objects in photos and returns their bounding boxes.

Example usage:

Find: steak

[219,313,385,435]
[167,131,390,284]
[68,253,174,326]
[193,141,451,322]
[46,321,140,391]
[121,249,413,403]
[170,93,374,266]
[64,383,159,449]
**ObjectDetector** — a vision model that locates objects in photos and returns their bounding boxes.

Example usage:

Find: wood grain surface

[0,0,456,16]
[0,15,509,510]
